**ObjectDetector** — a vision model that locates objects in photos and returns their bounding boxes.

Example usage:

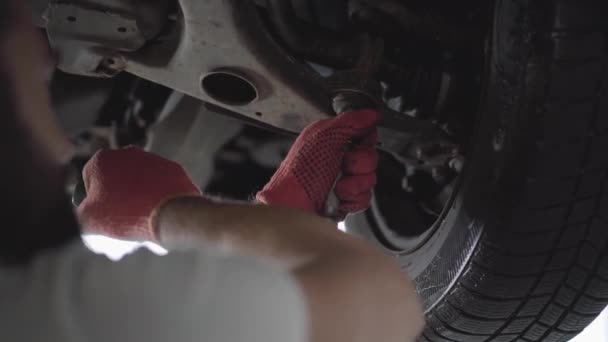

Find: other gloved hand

[257,110,381,221]
[77,147,201,242]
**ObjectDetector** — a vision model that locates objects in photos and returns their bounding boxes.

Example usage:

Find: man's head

[0,0,79,265]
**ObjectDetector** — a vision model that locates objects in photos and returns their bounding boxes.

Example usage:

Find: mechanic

[0,1,424,342]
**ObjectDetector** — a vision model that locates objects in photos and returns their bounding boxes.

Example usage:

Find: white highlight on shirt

[82,235,168,261]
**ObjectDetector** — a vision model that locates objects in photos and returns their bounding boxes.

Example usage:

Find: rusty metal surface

[39,0,457,145]
[124,0,331,133]
[45,0,169,76]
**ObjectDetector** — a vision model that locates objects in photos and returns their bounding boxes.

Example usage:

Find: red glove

[77,147,201,242]
[257,110,381,220]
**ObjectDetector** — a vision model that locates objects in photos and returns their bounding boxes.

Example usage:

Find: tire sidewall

[346,0,543,312]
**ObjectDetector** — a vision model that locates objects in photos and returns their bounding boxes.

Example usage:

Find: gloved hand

[77,147,201,242]
[257,110,381,221]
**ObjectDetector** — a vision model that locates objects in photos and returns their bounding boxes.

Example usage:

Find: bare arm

[155,197,425,342]
[77,112,424,341]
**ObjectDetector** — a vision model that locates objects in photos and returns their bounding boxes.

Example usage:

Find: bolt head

[492,128,506,152]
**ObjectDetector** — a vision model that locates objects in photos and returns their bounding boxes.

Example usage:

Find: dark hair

[0,4,80,265]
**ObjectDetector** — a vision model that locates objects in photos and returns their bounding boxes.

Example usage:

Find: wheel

[346,0,608,340]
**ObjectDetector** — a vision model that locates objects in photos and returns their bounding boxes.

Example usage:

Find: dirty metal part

[148,95,244,189]
[324,47,454,157]
[124,0,331,133]
[325,68,383,100]
[45,0,168,77]
[377,110,453,157]
[41,0,460,156]
[332,91,377,114]
[331,88,453,159]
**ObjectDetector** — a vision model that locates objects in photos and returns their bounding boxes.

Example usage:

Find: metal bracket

[123,0,332,133]
[44,0,168,76]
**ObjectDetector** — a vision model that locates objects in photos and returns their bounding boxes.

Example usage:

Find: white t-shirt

[0,243,308,342]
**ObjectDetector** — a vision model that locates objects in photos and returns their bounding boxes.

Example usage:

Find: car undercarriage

[28,0,608,341]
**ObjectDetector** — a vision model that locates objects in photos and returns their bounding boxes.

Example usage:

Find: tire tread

[423,0,608,340]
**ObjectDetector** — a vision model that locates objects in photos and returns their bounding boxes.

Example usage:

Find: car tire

[346,0,608,340]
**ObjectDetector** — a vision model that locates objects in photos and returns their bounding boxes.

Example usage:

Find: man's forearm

[154,196,367,267]
[154,197,425,342]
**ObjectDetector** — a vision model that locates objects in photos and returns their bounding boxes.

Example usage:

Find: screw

[492,127,506,152]
[401,176,409,190]
[449,156,464,173]
[96,56,126,77]
[414,146,424,160]
[401,176,414,193]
